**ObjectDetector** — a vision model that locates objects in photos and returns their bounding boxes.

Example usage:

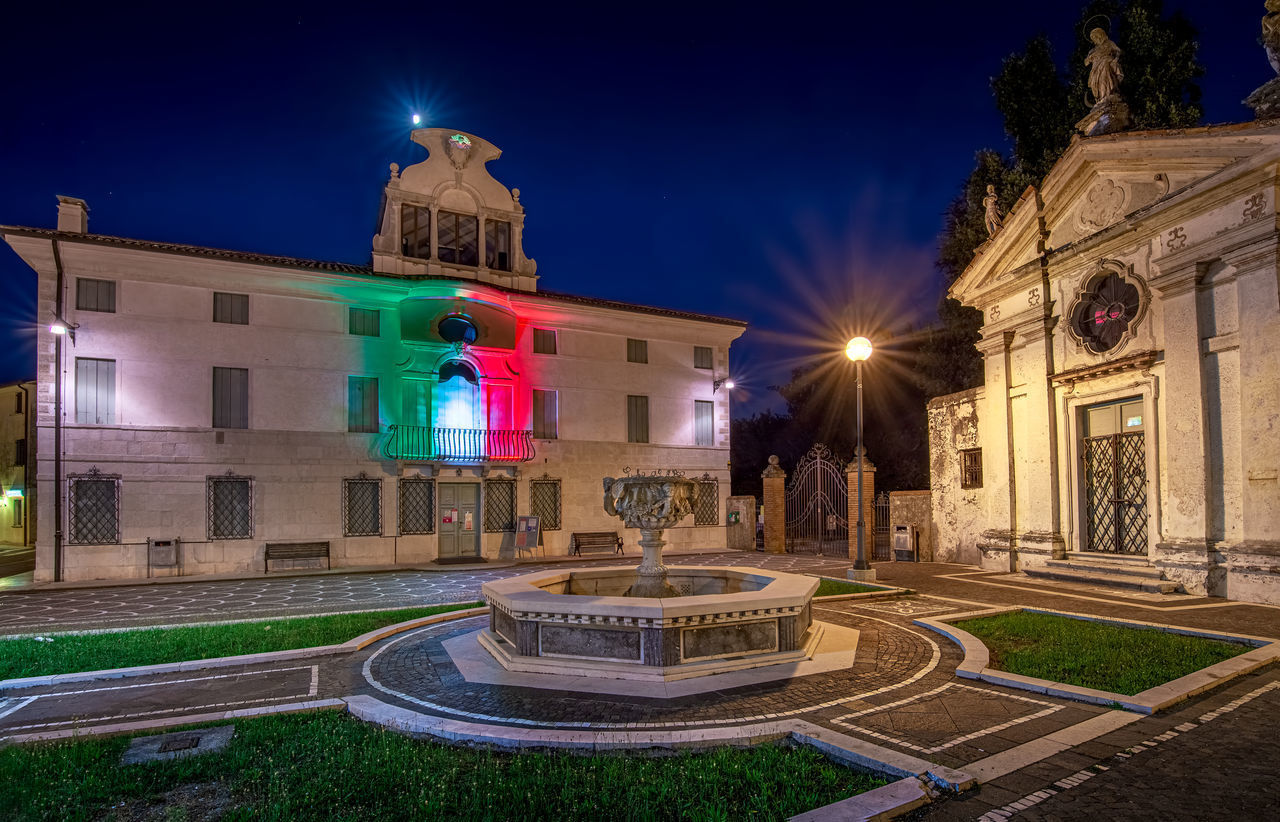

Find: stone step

[1024,565,1181,594]
[1043,559,1168,580]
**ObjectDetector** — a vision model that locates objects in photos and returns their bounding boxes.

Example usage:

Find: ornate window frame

[1065,260,1149,357]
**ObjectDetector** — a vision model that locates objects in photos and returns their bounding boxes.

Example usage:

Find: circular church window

[1069,272,1142,354]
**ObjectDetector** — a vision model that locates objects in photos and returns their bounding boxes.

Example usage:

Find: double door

[438,483,480,559]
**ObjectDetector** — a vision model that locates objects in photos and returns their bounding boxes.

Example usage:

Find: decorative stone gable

[372,128,538,290]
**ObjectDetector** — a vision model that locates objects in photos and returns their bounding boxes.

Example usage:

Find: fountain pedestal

[601,474,697,598]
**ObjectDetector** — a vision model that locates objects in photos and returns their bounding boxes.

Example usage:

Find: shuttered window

[14,438,26,467]
[401,204,431,259]
[532,328,557,354]
[694,346,714,369]
[532,389,558,439]
[349,307,380,337]
[695,400,714,446]
[213,292,249,325]
[626,338,648,364]
[348,376,380,433]
[75,358,115,424]
[627,395,649,443]
[212,367,249,429]
[76,278,116,313]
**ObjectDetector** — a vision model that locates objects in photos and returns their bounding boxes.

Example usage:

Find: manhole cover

[158,735,201,753]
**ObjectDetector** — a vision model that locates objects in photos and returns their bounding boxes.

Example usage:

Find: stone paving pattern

[2,551,1279,820]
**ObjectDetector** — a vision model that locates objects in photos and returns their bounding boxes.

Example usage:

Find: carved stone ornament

[1079,179,1126,231]
[602,474,698,597]
[1066,262,1149,356]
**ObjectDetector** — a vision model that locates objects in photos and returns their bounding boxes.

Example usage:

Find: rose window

[1069,272,1142,354]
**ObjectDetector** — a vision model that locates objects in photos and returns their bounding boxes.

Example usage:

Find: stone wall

[889,490,933,562]
[928,388,985,565]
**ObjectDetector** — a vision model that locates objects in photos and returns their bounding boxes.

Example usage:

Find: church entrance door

[1081,398,1148,555]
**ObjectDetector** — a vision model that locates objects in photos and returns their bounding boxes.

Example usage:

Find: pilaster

[761,456,786,554]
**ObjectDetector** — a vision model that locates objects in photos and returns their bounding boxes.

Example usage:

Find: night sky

[0,1,1265,414]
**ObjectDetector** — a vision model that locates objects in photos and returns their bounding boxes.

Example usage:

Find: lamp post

[845,336,873,578]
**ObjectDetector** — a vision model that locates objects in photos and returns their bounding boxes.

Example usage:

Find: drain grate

[158,735,201,753]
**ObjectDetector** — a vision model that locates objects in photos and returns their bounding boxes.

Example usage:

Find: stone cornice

[1051,349,1161,386]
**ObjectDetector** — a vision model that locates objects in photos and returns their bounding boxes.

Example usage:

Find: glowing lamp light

[50,321,67,335]
[723,379,735,390]
[845,336,873,362]
[412,113,422,126]
[4,489,21,498]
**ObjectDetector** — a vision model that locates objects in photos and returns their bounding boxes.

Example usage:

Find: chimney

[56,196,89,234]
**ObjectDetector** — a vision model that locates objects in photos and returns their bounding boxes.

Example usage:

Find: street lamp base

[847,568,878,583]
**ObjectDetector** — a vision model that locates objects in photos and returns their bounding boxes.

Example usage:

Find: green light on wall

[4,489,22,498]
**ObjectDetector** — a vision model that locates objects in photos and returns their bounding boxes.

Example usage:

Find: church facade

[1,128,744,582]
[929,120,1280,604]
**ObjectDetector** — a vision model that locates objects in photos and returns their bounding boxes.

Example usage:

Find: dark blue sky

[0,1,1265,412]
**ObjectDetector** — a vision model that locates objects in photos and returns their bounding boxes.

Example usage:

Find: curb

[915,607,1280,713]
[0,607,487,691]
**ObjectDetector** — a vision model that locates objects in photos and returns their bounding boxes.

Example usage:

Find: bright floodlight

[845,336,873,362]
[412,113,422,126]
[724,379,735,390]
[50,321,67,335]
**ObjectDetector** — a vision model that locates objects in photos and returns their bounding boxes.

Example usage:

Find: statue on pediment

[983,185,1003,238]
[1086,28,1123,103]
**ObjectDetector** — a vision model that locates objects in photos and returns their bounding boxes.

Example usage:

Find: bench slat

[265,541,331,572]
[570,532,622,556]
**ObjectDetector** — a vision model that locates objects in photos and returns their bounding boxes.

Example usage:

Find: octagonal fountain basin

[479,566,822,682]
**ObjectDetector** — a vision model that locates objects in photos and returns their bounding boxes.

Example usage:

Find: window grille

[213,367,249,429]
[532,328,557,354]
[399,477,435,535]
[960,449,983,489]
[626,338,648,363]
[349,307,380,337]
[401,204,431,259]
[75,358,115,424]
[532,389,558,439]
[348,376,379,433]
[627,395,649,443]
[438,211,479,266]
[483,478,516,532]
[208,475,253,539]
[694,346,714,369]
[485,219,511,271]
[694,400,714,446]
[76,278,116,313]
[213,292,249,325]
[69,470,120,544]
[694,475,719,526]
[343,476,382,536]
[530,476,562,531]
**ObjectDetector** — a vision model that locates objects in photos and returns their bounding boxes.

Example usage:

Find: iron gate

[1083,432,1148,554]
[873,492,891,561]
[785,444,849,557]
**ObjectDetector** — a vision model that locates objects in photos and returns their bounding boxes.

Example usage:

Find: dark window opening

[438,211,479,266]
[960,449,983,489]
[401,204,431,259]
[485,219,512,271]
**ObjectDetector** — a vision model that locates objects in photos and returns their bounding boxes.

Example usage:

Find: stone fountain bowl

[479,566,820,682]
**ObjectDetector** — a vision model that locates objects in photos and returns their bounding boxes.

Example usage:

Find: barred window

[76,278,116,313]
[69,472,120,544]
[399,477,435,535]
[532,328,557,354]
[530,476,562,531]
[349,307,380,337]
[694,346,714,369]
[483,478,516,532]
[213,292,249,325]
[343,476,382,536]
[401,204,431,259]
[694,475,719,526]
[626,338,648,364]
[960,449,983,489]
[208,476,253,539]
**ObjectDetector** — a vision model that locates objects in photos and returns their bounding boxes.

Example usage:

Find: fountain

[478,472,829,682]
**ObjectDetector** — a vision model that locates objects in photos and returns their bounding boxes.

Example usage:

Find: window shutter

[213,367,248,428]
[627,395,649,443]
[76,358,115,424]
[695,400,714,446]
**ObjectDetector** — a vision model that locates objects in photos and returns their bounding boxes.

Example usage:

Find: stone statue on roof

[1247,1,1280,118]
[983,185,1003,238]
[1264,0,1280,74]
[1085,28,1123,103]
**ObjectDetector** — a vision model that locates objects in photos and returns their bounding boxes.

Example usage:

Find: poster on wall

[463,511,474,531]
[514,516,541,553]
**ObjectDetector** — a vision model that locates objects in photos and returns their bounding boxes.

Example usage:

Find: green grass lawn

[956,610,1250,695]
[0,711,885,821]
[813,578,881,597]
[0,602,483,681]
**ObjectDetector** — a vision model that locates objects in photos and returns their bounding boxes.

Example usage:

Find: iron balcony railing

[382,425,536,463]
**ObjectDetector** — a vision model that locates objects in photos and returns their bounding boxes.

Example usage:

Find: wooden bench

[569,532,623,556]
[264,541,331,573]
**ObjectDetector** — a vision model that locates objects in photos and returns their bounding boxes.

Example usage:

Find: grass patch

[0,711,885,821]
[0,602,482,681]
[956,610,1250,695]
[813,578,880,597]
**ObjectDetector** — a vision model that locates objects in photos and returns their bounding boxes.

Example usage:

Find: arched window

[437,360,481,432]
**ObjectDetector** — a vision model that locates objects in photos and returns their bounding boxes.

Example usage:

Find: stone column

[846,453,877,568]
[761,456,786,554]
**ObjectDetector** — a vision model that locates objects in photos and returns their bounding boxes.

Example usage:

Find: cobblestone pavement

[0,551,855,636]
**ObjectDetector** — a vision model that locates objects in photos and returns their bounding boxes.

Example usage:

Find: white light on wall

[4,489,22,498]
[50,322,67,335]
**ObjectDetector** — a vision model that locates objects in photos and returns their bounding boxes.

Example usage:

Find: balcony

[382,425,536,463]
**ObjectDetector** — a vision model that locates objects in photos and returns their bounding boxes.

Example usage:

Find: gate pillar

[846,454,877,565]
[762,455,787,554]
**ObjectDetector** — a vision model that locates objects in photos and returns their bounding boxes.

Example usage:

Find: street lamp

[845,336,873,579]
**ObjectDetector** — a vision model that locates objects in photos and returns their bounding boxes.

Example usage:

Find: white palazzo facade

[1,128,744,582]
[929,120,1280,604]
